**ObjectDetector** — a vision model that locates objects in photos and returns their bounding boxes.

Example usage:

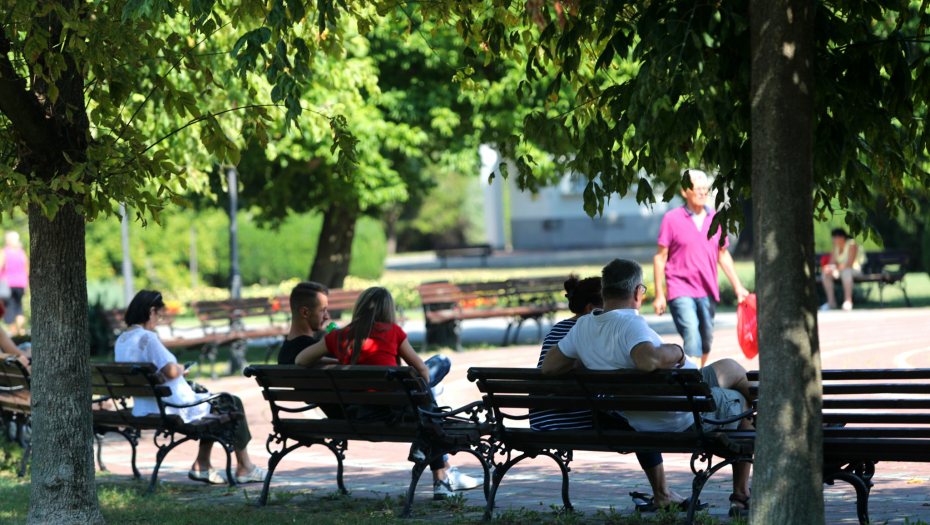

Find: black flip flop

[630,492,708,513]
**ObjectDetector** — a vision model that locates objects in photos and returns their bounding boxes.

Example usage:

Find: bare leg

[431,460,449,482]
[193,439,213,472]
[700,354,709,368]
[14,315,25,336]
[709,359,754,402]
[823,272,837,308]
[234,446,257,477]
[645,463,686,508]
[841,268,854,305]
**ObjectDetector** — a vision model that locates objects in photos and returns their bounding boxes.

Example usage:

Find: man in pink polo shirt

[653,170,749,368]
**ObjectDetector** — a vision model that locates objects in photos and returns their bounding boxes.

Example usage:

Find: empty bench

[468,367,754,524]
[435,244,493,268]
[90,362,243,493]
[191,298,289,373]
[417,278,567,352]
[748,368,930,525]
[244,364,492,516]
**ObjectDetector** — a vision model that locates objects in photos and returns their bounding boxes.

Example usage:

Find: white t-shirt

[557,309,697,432]
[115,328,211,423]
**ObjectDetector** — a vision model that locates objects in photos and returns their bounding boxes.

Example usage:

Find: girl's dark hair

[337,287,396,365]
[564,274,603,315]
[124,290,166,326]
[831,228,850,239]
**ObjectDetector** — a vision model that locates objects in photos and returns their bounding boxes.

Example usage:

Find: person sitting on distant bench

[277,281,337,365]
[820,228,866,311]
[0,301,28,366]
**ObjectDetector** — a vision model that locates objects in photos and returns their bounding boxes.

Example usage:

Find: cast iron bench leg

[95,434,107,472]
[825,462,874,525]
[16,422,30,478]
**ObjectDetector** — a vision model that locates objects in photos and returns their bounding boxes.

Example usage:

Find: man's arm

[630,342,687,372]
[541,343,576,376]
[653,245,669,315]
[718,248,749,303]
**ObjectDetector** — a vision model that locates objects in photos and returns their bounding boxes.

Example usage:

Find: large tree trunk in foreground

[750,1,824,524]
[28,202,104,525]
[309,203,357,289]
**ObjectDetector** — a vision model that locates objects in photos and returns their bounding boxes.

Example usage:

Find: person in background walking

[820,228,866,311]
[0,232,29,336]
[653,170,749,368]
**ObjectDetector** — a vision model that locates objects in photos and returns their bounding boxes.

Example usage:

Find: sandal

[188,468,227,485]
[729,493,750,517]
[235,466,267,484]
[630,492,708,513]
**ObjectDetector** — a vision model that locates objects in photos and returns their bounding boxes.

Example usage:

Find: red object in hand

[820,254,832,268]
[737,293,758,359]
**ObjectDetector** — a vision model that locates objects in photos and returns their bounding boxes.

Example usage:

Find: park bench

[815,249,911,307]
[467,367,754,524]
[90,362,243,493]
[0,355,31,477]
[417,278,566,352]
[101,308,239,380]
[243,364,492,517]
[435,244,493,268]
[747,368,930,525]
[191,298,289,373]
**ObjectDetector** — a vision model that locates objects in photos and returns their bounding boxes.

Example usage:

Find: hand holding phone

[183,361,196,371]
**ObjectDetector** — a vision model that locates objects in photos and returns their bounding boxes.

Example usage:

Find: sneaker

[819,303,832,311]
[408,444,426,463]
[433,479,454,500]
[447,466,482,491]
[842,301,853,311]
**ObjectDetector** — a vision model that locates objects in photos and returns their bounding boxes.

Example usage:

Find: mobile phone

[183,361,196,371]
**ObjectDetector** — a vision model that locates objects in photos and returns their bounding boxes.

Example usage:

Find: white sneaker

[842,301,853,311]
[447,466,482,491]
[433,479,454,500]
[819,303,832,311]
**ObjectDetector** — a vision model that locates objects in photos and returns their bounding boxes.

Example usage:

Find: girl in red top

[295,286,480,499]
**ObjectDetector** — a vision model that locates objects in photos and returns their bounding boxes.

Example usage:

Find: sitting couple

[536,260,754,517]
[283,283,481,500]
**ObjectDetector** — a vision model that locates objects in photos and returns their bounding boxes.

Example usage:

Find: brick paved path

[95,308,930,523]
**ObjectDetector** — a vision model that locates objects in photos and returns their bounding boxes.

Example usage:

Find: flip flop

[630,492,708,513]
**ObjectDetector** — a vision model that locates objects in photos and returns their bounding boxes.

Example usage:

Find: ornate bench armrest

[276,403,320,413]
[703,408,756,426]
[163,392,235,410]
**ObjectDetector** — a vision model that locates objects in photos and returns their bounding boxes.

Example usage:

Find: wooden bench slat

[750,384,930,396]
[255,376,424,392]
[822,413,930,424]
[484,394,716,412]
[747,369,930,381]
[89,363,157,374]
[822,399,930,409]
[468,367,703,383]
[264,389,432,406]
[475,380,712,396]
[0,375,30,388]
[91,373,153,386]
[90,385,171,398]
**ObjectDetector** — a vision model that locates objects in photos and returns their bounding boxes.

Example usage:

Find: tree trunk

[750,1,824,524]
[309,203,357,289]
[27,202,105,525]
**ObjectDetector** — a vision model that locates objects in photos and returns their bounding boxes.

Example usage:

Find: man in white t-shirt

[541,258,753,517]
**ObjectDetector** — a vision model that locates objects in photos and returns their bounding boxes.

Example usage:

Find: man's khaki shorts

[696,366,747,432]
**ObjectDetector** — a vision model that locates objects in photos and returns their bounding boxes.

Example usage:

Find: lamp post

[228,166,241,299]
[119,203,134,307]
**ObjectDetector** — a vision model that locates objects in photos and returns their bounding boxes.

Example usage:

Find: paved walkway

[100,307,930,523]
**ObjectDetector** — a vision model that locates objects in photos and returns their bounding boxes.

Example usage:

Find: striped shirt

[529,319,595,431]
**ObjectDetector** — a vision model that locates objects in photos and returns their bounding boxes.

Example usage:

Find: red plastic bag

[737,293,758,359]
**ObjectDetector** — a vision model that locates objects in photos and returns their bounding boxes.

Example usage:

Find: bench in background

[435,244,492,268]
[0,356,31,477]
[815,250,911,307]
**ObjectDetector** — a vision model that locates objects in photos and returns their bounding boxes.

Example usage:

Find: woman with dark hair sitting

[295,286,480,500]
[115,290,266,485]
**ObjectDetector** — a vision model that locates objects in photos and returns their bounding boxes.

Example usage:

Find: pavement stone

[98,307,930,524]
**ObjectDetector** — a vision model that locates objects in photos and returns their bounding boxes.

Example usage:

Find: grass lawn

[0,441,739,525]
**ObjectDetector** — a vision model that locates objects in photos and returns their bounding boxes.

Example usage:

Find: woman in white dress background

[115,290,266,484]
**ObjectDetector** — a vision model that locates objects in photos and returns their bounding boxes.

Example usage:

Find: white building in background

[481,146,674,251]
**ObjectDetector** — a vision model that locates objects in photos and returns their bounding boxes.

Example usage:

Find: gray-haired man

[541,259,754,517]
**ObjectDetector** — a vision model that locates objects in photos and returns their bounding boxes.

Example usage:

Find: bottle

[326,322,338,333]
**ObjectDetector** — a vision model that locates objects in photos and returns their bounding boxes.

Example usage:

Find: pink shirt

[2,247,28,288]
[657,206,728,302]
